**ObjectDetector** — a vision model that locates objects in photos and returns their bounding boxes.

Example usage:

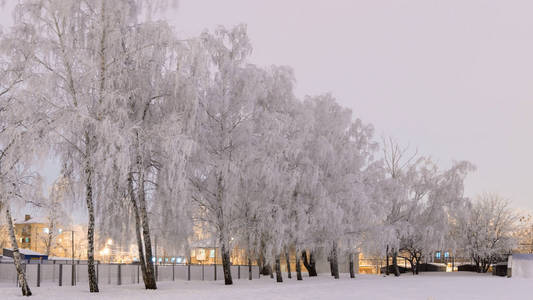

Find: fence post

[238,265,240,279]
[118,264,122,286]
[37,263,41,287]
[137,264,140,284]
[214,263,217,281]
[96,262,99,285]
[172,263,175,281]
[71,263,75,286]
[59,264,63,286]
[187,263,191,281]
[249,262,252,280]
[202,263,204,281]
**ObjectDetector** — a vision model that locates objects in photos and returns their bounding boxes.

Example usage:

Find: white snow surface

[511,254,533,278]
[1,272,528,300]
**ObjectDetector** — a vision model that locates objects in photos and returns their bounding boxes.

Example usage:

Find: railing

[0,261,260,287]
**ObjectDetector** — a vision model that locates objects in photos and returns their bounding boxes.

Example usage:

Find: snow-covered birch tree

[188,24,260,285]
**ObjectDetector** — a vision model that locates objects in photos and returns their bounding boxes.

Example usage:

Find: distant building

[10,214,86,259]
[14,214,48,253]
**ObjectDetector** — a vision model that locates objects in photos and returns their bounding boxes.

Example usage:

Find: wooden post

[118,264,122,286]
[249,259,252,280]
[202,263,204,281]
[238,265,240,279]
[59,264,63,286]
[71,264,75,286]
[172,263,175,281]
[187,263,191,281]
[37,263,41,287]
[137,264,140,284]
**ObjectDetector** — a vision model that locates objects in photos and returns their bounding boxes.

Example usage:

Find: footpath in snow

[1,272,527,300]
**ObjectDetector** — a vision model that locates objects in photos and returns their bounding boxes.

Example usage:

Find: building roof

[14,216,48,225]
[3,248,47,256]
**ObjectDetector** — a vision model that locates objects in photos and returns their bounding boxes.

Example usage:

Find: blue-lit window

[165,258,168,262]
[177,257,182,263]
[171,257,175,262]
[435,252,441,259]
[444,252,449,258]
[210,250,215,258]
[158,258,162,262]
[152,257,156,263]
[25,237,30,243]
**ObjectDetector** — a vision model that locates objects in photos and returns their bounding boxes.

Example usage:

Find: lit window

[158,258,162,262]
[171,257,175,262]
[43,228,49,234]
[165,258,168,262]
[435,252,441,259]
[58,228,62,234]
[177,258,182,263]
[25,237,30,243]
[444,252,449,258]
[210,249,215,258]
[152,257,156,263]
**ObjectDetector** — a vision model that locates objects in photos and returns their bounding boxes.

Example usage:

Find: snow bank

[511,254,533,278]
[1,272,526,300]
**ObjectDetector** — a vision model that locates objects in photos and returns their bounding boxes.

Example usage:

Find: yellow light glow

[107,238,113,245]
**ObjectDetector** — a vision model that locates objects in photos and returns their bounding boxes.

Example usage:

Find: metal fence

[0,261,260,287]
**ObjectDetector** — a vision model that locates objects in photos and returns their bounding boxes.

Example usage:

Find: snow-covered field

[1,272,528,300]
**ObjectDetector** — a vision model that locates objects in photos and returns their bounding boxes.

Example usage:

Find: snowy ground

[1,272,528,300]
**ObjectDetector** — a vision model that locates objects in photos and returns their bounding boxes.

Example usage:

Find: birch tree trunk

[248,258,252,280]
[84,137,99,293]
[385,245,390,275]
[295,250,303,280]
[415,257,420,275]
[221,241,233,285]
[302,250,317,276]
[392,248,400,276]
[128,173,149,287]
[349,253,355,278]
[137,165,157,289]
[275,254,283,282]
[285,248,292,279]
[331,242,339,279]
[329,255,334,276]
[5,206,32,296]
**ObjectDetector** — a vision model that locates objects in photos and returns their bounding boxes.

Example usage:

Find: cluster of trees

[0,0,518,297]
[451,193,517,273]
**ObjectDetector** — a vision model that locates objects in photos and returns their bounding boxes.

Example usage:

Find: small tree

[454,193,517,272]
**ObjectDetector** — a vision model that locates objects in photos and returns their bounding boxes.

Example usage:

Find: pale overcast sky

[1,1,532,211]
